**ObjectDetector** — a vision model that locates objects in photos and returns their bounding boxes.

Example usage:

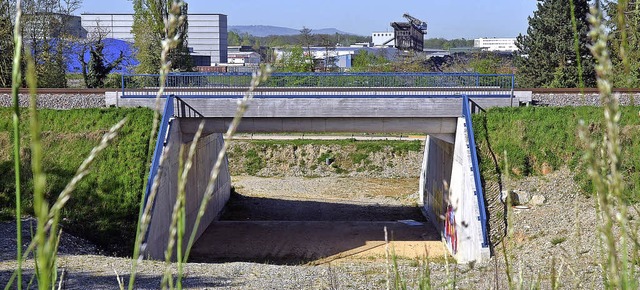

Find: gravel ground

[0,94,105,109]
[532,93,640,106]
[1,168,622,289]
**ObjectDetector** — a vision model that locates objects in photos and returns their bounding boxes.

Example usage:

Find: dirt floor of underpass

[190,176,446,265]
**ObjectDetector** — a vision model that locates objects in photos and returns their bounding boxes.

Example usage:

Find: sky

[79,0,539,39]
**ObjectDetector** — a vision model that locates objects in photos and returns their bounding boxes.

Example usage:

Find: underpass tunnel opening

[186,128,455,265]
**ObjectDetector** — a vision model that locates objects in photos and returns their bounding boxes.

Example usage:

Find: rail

[142,95,175,213]
[174,96,203,118]
[461,95,489,248]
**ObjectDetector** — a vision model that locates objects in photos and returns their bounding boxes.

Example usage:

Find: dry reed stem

[584,3,638,289]
[10,0,24,288]
[129,1,186,288]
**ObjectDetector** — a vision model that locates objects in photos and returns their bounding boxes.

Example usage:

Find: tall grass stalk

[500,151,515,289]
[128,1,186,288]
[10,0,24,288]
[581,3,638,289]
[161,121,204,289]
[4,115,126,290]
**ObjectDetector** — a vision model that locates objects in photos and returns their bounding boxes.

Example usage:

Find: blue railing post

[511,74,516,107]
[121,74,126,97]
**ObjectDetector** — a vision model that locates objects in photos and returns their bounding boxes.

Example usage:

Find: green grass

[473,106,640,203]
[0,107,154,254]
[349,152,370,165]
[244,149,265,175]
[551,236,567,246]
[248,138,422,154]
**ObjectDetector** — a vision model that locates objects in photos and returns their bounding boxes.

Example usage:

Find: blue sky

[79,0,538,39]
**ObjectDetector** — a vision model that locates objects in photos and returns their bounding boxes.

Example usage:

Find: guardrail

[174,96,203,118]
[122,72,515,97]
[142,95,175,213]
[461,95,489,248]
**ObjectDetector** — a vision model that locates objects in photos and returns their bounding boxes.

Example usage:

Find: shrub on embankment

[0,107,154,254]
[473,106,640,203]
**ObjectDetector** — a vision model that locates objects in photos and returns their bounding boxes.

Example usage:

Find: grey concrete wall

[145,118,231,260]
[419,135,454,233]
[179,117,458,135]
[146,118,182,259]
[118,96,515,118]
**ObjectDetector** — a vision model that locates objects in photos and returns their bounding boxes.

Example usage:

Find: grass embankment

[229,139,423,176]
[473,106,640,203]
[0,107,154,254]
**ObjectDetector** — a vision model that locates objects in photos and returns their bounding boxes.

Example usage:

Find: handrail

[121,72,516,94]
[174,96,203,118]
[461,95,490,248]
[142,95,175,212]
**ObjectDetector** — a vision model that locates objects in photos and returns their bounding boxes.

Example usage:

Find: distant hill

[229,25,357,37]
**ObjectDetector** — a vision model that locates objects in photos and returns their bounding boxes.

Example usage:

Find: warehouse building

[81,13,228,65]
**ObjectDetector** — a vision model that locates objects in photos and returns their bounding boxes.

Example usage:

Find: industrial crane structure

[390,13,428,51]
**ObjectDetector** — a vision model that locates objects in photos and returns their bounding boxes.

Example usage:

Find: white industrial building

[473,38,518,52]
[228,51,261,65]
[81,13,228,65]
[371,31,395,47]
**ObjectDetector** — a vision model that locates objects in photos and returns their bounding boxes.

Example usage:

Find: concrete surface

[190,221,442,264]
[179,117,458,135]
[145,119,231,260]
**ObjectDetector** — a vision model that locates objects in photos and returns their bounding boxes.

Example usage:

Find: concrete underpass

[131,92,512,264]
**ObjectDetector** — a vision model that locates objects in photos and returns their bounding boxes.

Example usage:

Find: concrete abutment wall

[145,118,231,259]
[420,118,490,264]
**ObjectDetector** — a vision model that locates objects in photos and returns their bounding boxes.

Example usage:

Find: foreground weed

[9,0,24,288]
[5,2,125,289]
[128,1,187,288]
[580,3,639,288]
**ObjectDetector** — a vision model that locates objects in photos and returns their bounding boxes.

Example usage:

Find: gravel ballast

[0,94,105,109]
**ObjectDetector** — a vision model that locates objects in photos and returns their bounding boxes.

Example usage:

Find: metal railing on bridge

[121,72,515,98]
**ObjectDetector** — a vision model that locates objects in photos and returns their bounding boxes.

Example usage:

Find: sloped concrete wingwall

[419,135,454,234]
[419,119,490,264]
[447,117,490,264]
[145,118,231,259]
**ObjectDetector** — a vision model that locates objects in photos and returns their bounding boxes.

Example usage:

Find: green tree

[228,31,241,46]
[0,0,13,87]
[299,26,313,56]
[514,0,595,88]
[278,45,313,72]
[132,0,192,74]
[351,50,391,72]
[22,0,79,88]
[80,35,125,88]
[605,0,640,87]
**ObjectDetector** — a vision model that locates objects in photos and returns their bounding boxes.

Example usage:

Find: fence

[121,72,515,98]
